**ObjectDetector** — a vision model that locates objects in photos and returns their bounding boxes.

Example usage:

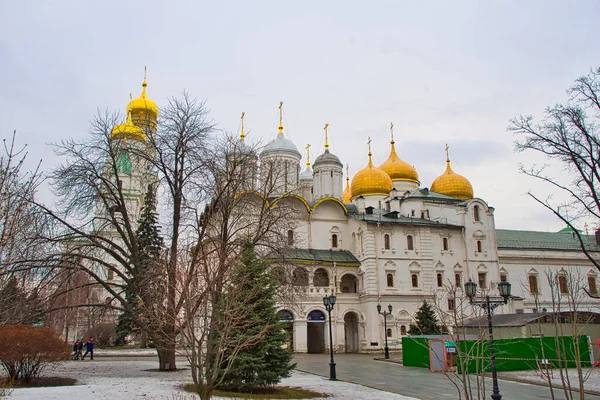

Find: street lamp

[377,303,393,359]
[465,279,512,400]
[323,294,337,381]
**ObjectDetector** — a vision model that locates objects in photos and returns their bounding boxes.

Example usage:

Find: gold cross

[305,144,311,167]
[278,102,284,133]
[390,122,394,142]
[346,164,349,181]
[445,143,450,161]
[240,112,246,140]
[367,137,372,155]
[324,123,329,151]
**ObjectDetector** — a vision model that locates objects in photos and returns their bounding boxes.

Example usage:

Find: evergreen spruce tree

[115,188,164,345]
[408,300,448,335]
[218,241,295,392]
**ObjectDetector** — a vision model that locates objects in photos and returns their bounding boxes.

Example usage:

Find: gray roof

[266,248,360,266]
[401,188,463,202]
[349,207,463,229]
[313,150,343,167]
[261,133,301,157]
[496,229,600,252]
[461,311,600,327]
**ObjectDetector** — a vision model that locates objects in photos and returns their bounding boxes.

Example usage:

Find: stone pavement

[294,353,600,400]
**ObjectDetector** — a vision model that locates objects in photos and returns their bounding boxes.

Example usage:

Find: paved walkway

[294,354,600,400]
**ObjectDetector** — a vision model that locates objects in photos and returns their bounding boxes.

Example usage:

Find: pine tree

[218,241,295,392]
[408,300,448,335]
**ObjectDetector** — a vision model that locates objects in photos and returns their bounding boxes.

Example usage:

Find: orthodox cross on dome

[346,164,350,183]
[390,122,395,143]
[305,143,311,168]
[324,123,329,151]
[367,137,372,157]
[240,112,246,141]
[445,143,450,162]
[278,101,284,134]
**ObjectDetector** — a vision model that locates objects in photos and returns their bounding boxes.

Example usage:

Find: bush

[0,325,69,382]
[84,323,117,348]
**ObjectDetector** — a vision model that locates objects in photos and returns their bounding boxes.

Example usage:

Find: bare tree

[509,67,600,270]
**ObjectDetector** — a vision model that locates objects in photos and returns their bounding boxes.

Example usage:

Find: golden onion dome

[379,140,419,184]
[126,71,159,120]
[342,174,352,203]
[111,111,146,142]
[351,143,393,199]
[431,157,474,201]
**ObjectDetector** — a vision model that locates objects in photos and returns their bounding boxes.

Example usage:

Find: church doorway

[344,312,359,353]
[306,310,325,354]
[276,310,294,351]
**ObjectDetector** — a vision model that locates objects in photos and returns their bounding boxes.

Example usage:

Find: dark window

[448,298,455,311]
[411,210,415,217]
[455,273,462,288]
[589,276,598,295]
[384,234,390,250]
[411,273,419,288]
[330,171,333,178]
[314,268,329,287]
[292,267,309,286]
[437,273,443,287]
[341,274,358,293]
[474,205,480,222]
[331,234,338,248]
[559,275,568,294]
[107,268,114,280]
[529,275,538,294]
[387,328,392,337]
[407,235,414,250]
[387,273,394,288]
[476,240,482,253]
[400,325,407,335]
[287,230,294,246]
[500,273,507,282]
[478,272,487,289]
[442,237,449,251]
[272,266,286,286]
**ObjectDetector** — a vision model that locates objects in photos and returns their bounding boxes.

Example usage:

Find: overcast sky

[1,1,598,232]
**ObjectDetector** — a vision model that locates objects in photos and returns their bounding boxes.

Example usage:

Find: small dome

[351,152,393,199]
[300,167,313,181]
[431,160,473,200]
[342,177,352,203]
[261,133,301,157]
[379,141,419,184]
[314,150,342,167]
[111,112,146,142]
[127,78,159,120]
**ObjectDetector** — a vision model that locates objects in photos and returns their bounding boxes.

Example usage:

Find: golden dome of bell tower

[127,67,159,129]
[351,137,393,200]
[342,164,352,203]
[379,122,419,191]
[430,144,474,200]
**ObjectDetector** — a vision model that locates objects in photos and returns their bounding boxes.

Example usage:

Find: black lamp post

[323,294,337,381]
[465,279,512,400]
[377,303,393,359]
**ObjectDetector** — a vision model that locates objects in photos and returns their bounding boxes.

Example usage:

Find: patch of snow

[6,359,420,400]
[500,367,600,393]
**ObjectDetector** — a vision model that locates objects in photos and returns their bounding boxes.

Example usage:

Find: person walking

[82,337,94,360]
[77,338,84,360]
[72,339,81,360]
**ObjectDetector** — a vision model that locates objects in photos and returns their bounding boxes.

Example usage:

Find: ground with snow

[500,367,600,393]
[4,359,419,400]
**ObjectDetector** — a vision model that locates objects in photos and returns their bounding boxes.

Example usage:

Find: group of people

[72,337,94,360]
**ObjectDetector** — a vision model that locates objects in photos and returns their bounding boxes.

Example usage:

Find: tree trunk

[157,346,176,371]
[140,330,147,348]
[198,386,213,400]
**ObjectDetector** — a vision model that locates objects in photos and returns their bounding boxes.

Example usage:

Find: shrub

[84,323,117,348]
[0,325,69,382]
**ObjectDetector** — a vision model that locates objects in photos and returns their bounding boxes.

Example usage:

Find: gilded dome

[351,151,393,199]
[430,159,474,200]
[379,140,419,184]
[111,111,146,142]
[127,77,159,120]
[342,176,352,203]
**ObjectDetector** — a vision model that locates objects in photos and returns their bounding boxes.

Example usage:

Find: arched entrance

[344,312,359,353]
[276,310,294,350]
[307,310,325,353]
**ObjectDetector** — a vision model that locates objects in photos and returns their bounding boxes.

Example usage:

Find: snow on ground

[6,359,420,400]
[500,368,600,393]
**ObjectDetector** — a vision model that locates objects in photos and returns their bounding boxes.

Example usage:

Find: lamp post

[323,294,337,381]
[465,279,512,400]
[377,303,393,359]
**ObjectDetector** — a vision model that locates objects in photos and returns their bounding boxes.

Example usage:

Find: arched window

[341,274,358,293]
[384,234,390,250]
[313,268,330,287]
[292,267,309,286]
[528,275,538,294]
[455,273,462,288]
[473,205,480,222]
[448,298,455,310]
[437,273,443,287]
[500,273,507,282]
[411,273,419,288]
[107,268,114,281]
[387,328,392,337]
[407,235,414,250]
[331,234,338,248]
[287,230,294,246]
[478,272,487,289]
[589,276,598,295]
[476,240,482,253]
[400,325,407,335]
[387,273,394,288]
[558,275,568,294]
[442,237,449,251]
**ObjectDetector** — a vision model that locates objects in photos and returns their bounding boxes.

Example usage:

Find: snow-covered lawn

[500,367,600,393]
[6,359,420,399]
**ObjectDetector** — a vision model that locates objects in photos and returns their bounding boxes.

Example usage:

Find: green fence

[402,336,591,372]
